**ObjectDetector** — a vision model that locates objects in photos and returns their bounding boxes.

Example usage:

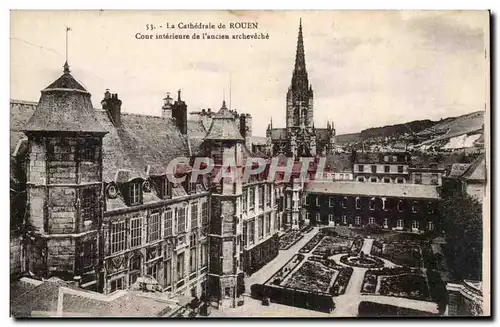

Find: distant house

[442,154,486,203]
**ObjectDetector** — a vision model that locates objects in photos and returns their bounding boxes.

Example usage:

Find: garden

[282,260,336,293]
[340,251,384,268]
[312,236,352,256]
[361,267,431,301]
[371,242,423,267]
[266,254,305,286]
[278,230,304,250]
[298,233,324,253]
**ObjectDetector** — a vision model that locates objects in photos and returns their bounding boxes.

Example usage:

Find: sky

[10,10,488,136]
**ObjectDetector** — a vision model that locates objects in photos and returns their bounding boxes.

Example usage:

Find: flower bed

[301,225,314,234]
[279,230,304,250]
[308,256,353,296]
[340,254,384,268]
[282,260,336,293]
[312,236,352,256]
[379,274,430,300]
[379,243,423,267]
[299,233,324,253]
[266,254,305,286]
[361,267,430,300]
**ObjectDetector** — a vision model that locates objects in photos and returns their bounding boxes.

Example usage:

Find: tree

[439,189,483,281]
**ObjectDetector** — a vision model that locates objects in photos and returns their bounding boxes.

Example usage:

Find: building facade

[303,181,440,232]
[266,20,336,158]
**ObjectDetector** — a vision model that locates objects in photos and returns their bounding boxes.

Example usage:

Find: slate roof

[23,69,107,134]
[305,181,440,199]
[447,163,472,178]
[460,153,486,183]
[204,101,244,141]
[10,100,191,182]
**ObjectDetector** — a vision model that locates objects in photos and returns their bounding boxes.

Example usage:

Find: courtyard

[243,226,442,317]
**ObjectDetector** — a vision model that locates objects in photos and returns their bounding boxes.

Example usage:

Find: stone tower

[22,62,108,291]
[203,100,245,308]
[285,19,315,158]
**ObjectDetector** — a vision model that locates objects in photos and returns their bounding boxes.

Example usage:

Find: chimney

[172,89,188,135]
[101,90,122,127]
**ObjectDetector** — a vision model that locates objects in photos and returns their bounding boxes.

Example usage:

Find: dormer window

[129,182,141,205]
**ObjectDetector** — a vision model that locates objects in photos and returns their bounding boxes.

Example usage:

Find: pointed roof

[204,100,244,141]
[291,19,309,92]
[23,62,107,134]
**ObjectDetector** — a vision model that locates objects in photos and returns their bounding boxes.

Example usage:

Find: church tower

[286,19,314,157]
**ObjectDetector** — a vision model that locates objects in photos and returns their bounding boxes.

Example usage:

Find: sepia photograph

[9,10,490,318]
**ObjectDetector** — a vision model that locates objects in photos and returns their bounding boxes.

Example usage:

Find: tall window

[368,217,375,225]
[165,258,172,287]
[110,221,126,254]
[81,188,97,222]
[249,188,255,210]
[384,165,390,173]
[243,222,248,247]
[242,190,248,212]
[266,185,271,206]
[164,210,173,237]
[371,165,377,173]
[201,202,208,225]
[412,220,419,230]
[129,182,141,205]
[130,218,142,248]
[355,216,361,225]
[427,221,434,231]
[110,277,124,293]
[369,198,376,210]
[415,173,422,184]
[259,186,265,209]
[316,213,320,222]
[342,197,347,209]
[412,201,419,213]
[200,243,208,267]
[147,262,159,281]
[397,165,404,173]
[382,198,387,211]
[383,218,389,228]
[258,216,264,240]
[328,214,334,222]
[342,216,347,224]
[148,213,160,242]
[316,197,320,206]
[177,207,187,233]
[358,165,364,172]
[191,202,198,229]
[397,219,404,229]
[329,197,334,207]
[431,174,439,185]
[398,200,404,212]
[190,247,197,273]
[355,197,361,209]
[427,203,434,214]
[82,241,95,269]
[177,253,185,281]
[265,214,271,236]
[249,219,255,245]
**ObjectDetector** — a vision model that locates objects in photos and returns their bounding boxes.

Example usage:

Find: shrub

[250,284,264,300]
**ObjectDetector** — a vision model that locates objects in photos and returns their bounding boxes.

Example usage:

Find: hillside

[335,111,484,147]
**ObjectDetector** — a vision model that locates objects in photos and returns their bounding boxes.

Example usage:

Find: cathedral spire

[291,19,309,93]
[294,18,306,75]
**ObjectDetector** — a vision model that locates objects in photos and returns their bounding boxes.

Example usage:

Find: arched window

[412,201,419,213]
[355,197,361,209]
[368,217,375,225]
[342,197,348,209]
[369,197,376,211]
[398,200,404,212]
